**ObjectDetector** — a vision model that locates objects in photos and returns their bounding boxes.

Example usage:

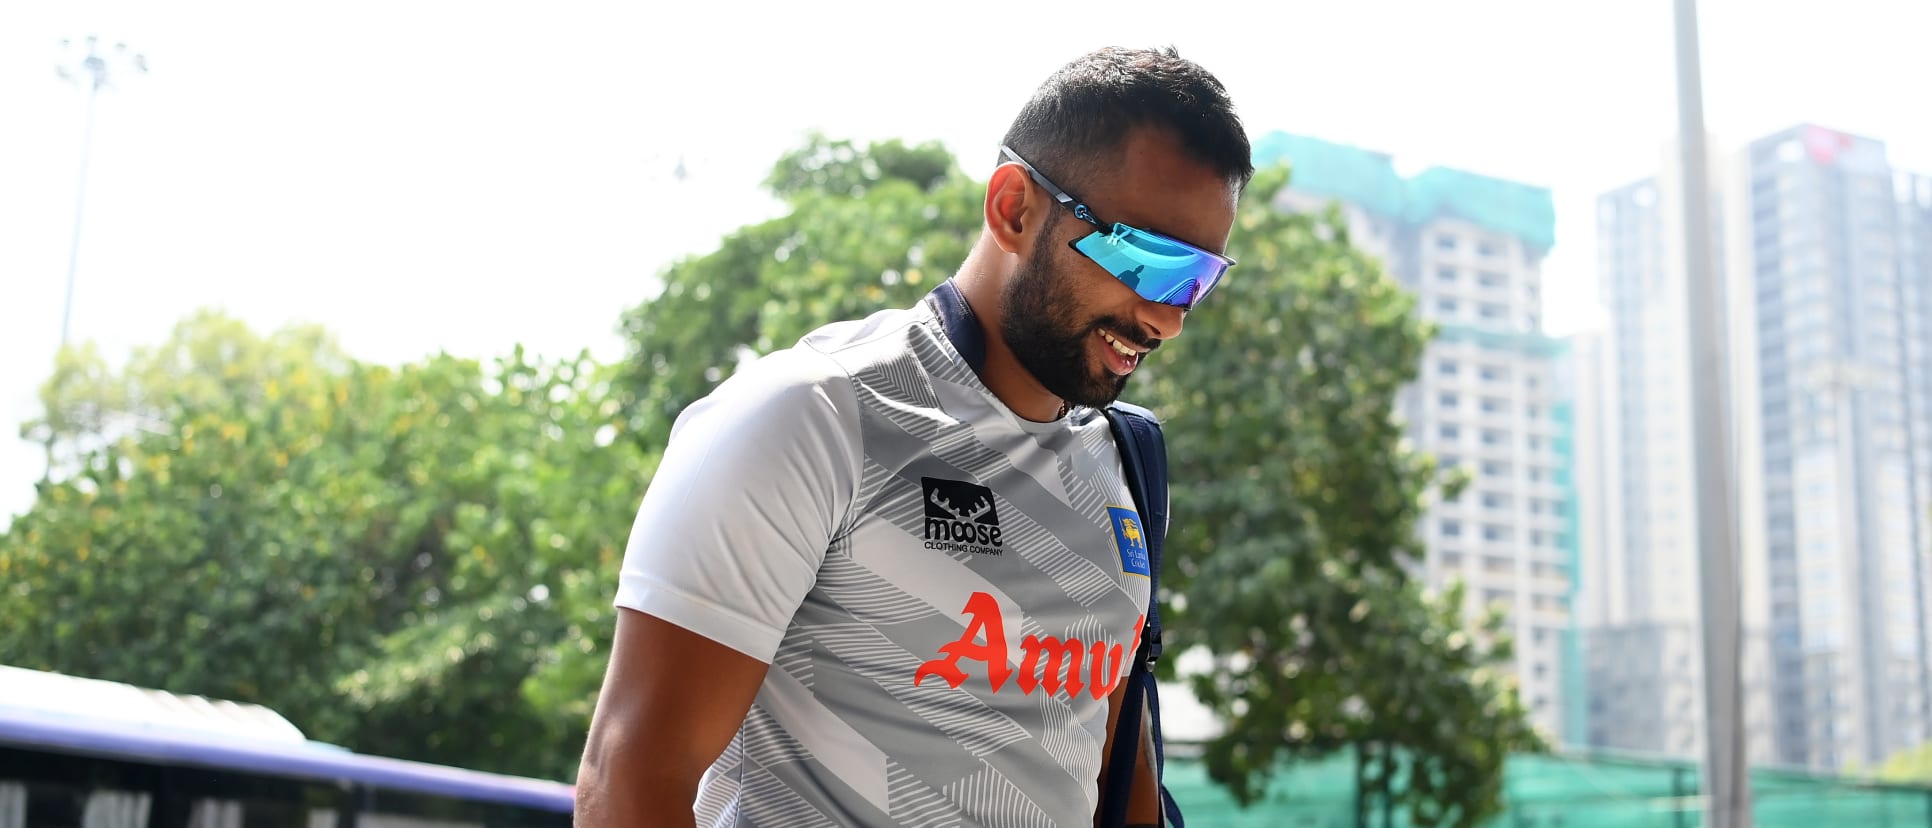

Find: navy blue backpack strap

[1104,402,1167,660]
[1099,402,1184,828]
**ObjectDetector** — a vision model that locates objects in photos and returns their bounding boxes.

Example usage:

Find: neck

[951,246,1067,423]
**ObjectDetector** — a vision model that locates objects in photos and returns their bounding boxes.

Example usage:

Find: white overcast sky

[2,0,1927,523]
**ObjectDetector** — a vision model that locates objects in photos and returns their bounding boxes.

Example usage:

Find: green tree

[614,132,983,450]
[1138,165,1542,826]
[611,138,1541,825]
[1878,741,1932,784]
[3,312,646,780]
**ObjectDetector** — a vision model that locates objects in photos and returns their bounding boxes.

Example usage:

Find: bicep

[576,609,771,827]
[592,607,771,771]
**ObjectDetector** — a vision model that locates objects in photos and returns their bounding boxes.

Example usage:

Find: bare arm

[1094,679,1162,828]
[574,608,771,828]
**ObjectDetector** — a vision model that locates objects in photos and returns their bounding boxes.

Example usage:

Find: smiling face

[997,127,1239,409]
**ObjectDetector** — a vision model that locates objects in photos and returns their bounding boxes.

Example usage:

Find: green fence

[1164,747,1932,827]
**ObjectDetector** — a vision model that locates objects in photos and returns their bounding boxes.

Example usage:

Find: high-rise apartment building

[1588,124,1932,771]
[1253,132,1578,744]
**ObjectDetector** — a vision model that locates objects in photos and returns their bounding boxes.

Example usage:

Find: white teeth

[1100,331,1137,358]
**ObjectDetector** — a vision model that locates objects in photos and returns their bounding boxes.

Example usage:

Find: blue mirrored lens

[1072,224,1229,307]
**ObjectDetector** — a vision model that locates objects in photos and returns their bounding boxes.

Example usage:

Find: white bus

[0,666,574,828]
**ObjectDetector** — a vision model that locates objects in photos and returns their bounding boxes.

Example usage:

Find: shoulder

[691,303,927,415]
[666,302,938,470]
[794,301,945,377]
[705,342,854,414]
[715,302,931,388]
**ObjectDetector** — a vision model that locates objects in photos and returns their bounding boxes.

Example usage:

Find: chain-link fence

[1165,747,1932,826]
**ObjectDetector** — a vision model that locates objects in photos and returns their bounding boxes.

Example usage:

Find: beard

[998,223,1151,411]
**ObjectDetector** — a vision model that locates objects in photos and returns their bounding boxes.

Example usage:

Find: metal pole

[54,35,144,353]
[61,76,100,351]
[1672,766,1688,828]
[1671,0,1753,825]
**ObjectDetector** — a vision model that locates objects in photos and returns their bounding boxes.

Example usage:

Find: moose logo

[923,477,1004,555]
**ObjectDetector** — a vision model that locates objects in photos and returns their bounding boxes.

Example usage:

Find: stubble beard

[998,226,1137,411]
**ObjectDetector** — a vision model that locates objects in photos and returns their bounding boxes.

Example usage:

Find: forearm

[1126,702,1162,827]
[575,732,698,828]
[1096,694,1164,828]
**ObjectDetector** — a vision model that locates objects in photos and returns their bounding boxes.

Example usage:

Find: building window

[1438,298,1459,314]
[1438,266,1458,282]
[1443,520,1463,537]
[1478,270,1506,287]
[1481,492,1510,509]
[1483,525,1509,541]
[1480,365,1507,382]
[1440,392,1460,407]
[1479,303,1507,319]
[1526,404,1541,418]
[1440,424,1461,439]
[1439,360,1459,376]
[1528,436,1543,450]
[1478,240,1501,258]
[1437,235,1459,251]
[1481,397,1506,414]
[1529,467,1543,482]
[1481,429,1505,445]
[1443,550,1463,567]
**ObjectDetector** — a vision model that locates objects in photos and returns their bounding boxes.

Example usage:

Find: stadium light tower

[54,35,147,351]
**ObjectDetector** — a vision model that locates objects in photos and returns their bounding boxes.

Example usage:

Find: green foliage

[1879,741,1932,784]
[2,311,648,780]
[614,133,983,449]
[1143,165,1542,826]
[763,131,960,200]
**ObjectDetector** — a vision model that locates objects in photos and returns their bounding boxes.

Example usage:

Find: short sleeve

[614,346,862,663]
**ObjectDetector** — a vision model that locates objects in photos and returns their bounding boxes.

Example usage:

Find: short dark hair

[999,46,1254,197]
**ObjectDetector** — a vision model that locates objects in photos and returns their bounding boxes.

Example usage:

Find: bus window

[0,782,23,828]
[83,789,152,827]
[184,799,338,828]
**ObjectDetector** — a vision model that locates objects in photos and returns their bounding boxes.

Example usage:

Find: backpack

[1099,402,1184,828]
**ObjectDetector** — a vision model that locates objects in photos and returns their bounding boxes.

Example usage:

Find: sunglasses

[999,145,1235,309]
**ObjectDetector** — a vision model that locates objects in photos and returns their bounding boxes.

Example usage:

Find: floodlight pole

[55,35,146,351]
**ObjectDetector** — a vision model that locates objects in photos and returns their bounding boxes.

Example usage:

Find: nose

[1138,301,1187,342]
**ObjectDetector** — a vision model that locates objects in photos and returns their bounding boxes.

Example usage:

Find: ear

[982,163,1034,255]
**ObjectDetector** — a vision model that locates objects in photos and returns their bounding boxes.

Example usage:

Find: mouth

[1096,329,1145,377]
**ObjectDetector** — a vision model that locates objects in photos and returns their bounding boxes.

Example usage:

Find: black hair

[999,46,1254,196]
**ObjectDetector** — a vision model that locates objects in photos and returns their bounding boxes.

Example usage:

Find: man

[575,46,1253,827]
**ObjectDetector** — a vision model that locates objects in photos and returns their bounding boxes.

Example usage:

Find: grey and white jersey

[615,290,1153,827]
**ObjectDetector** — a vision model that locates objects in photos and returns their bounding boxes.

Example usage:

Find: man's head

[983,47,1253,410]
